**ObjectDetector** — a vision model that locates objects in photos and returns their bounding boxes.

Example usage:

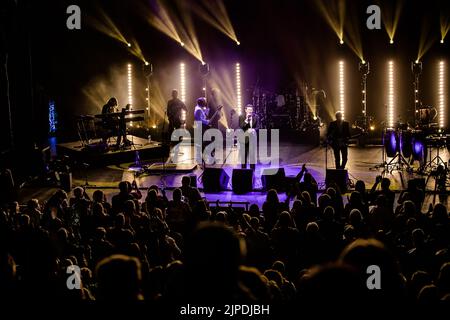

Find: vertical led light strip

[236,63,242,115]
[127,63,133,108]
[388,61,395,128]
[339,61,345,119]
[439,61,446,129]
[180,63,186,103]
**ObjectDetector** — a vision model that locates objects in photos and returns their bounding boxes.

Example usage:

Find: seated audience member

[111,181,135,215]
[180,176,202,208]
[22,199,42,229]
[96,254,143,301]
[370,176,395,210]
[182,223,251,302]
[166,188,192,234]
[339,238,406,302]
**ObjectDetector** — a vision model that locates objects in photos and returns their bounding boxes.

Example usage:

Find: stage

[19,141,450,211]
[56,135,169,166]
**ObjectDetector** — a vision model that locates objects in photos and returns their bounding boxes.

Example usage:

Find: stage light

[382,1,402,49]
[144,61,149,66]
[191,0,239,45]
[440,15,449,45]
[339,60,345,119]
[370,125,375,131]
[152,125,157,129]
[48,100,57,134]
[180,63,186,103]
[387,61,395,128]
[439,61,446,128]
[127,42,131,47]
[236,41,240,46]
[180,41,185,47]
[127,63,133,107]
[202,87,206,91]
[236,63,242,116]
[340,39,344,45]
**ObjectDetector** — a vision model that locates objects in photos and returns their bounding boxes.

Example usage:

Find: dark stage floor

[19,141,450,211]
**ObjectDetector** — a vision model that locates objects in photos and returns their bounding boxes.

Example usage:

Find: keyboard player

[101,97,129,147]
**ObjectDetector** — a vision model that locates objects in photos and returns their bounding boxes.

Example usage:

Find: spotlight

[339,39,344,45]
[202,87,206,91]
[441,39,444,44]
[236,40,240,46]
[412,60,422,76]
[152,125,157,129]
[144,61,149,66]
[199,62,210,76]
[390,39,394,44]
[370,125,375,131]
[359,60,370,75]
[127,42,131,48]
[180,42,185,47]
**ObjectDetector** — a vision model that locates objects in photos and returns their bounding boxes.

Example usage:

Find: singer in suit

[239,104,257,170]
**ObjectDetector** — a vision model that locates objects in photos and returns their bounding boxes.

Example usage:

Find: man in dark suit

[167,89,187,134]
[239,104,257,170]
[327,111,350,169]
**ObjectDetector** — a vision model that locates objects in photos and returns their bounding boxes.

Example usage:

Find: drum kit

[380,105,448,175]
[250,84,319,132]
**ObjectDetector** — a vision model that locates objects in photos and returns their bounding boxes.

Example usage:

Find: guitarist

[239,104,258,170]
[327,111,350,169]
[208,88,221,129]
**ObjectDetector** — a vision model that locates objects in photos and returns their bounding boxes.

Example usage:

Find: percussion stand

[382,151,411,175]
[420,144,446,174]
[371,128,388,171]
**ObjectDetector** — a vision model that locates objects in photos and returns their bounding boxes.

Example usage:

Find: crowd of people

[1,170,450,305]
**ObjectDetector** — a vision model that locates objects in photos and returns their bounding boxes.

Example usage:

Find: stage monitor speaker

[261,168,286,191]
[326,169,349,193]
[202,168,229,192]
[232,169,254,194]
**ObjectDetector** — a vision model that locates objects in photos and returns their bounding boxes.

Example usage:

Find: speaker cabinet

[326,169,349,193]
[261,168,286,191]
[232,169,254,194]
[202,168,230,192]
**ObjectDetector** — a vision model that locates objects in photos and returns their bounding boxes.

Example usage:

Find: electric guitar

[206,105,223,128]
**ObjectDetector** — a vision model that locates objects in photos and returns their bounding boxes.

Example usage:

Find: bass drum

[400,130,413,158]
[383,129,399,157]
